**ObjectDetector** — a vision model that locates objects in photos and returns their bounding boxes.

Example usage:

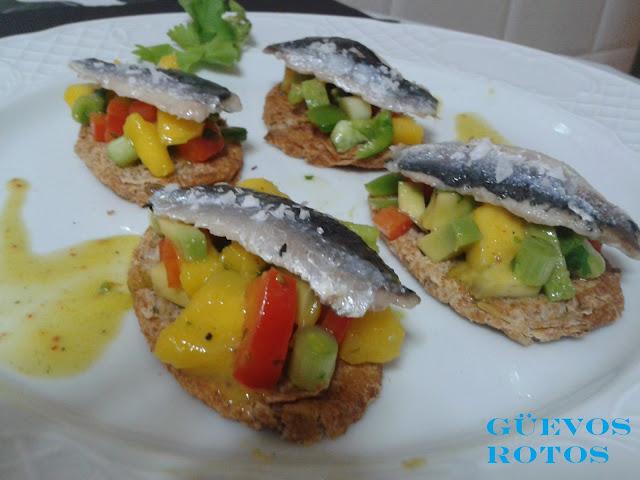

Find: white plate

[1,12,640,480]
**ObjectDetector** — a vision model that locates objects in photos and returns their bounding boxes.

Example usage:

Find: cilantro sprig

[133,0,251,72]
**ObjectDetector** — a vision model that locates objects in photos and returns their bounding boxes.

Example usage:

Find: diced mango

[179,249,224,296]
[64,83,96,108]
[465,204,524,270]
[340,309,405,364]
[150,263,190,307]
[158,53,179,69]
[154,270,251,376]
[392,116,424,145]
[237,178,288,198]
[123,113,175,177]
[221,242,267,277]
[156,110,204,146]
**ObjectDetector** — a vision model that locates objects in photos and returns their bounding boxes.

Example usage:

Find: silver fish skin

[150,184,420,317]
[264,36,438,117]
[69,58,242,122]
[388,139,640,259]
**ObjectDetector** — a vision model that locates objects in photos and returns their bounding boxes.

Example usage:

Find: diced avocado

[301,78,330,109]
[71,91,106,125]
[513,235,559,287]
[155,217,208,261]
[220,127,247,143]
[281,67,312,92]
[470,264,540,299]
[107,136,139,167]
[524,226,576,301]
[559,231,606,279]
[398,181,426,222]
[368,196,398,209]
[330,120,367,152]
[340,221,379,251]
[365,172,403,196]
[420,190,475,232]
[417,214,481,262]
[338,96,372,120]
[307,105,348,133]
[288,83,304,105]
[150,263,190,307]
[543,263,575,301]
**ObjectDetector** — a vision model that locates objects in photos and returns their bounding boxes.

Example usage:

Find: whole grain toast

[263,85,391,169]
[384,227,624,345]
[128,228,382,443]
[75,127,243,206]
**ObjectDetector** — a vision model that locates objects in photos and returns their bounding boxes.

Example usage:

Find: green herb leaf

[133,44,175,64]
[200,35,240,66]
[168,22,201,49]
[176,47,205,72]
[227,0,252,44]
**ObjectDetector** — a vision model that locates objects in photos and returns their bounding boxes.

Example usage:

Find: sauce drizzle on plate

[0,179,139,377]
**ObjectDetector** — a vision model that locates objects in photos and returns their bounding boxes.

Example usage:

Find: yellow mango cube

[158,53,179,70]
[154,270,251,375]
[123,113,175,177]
[237,178,288,198]
[179,249,224,297]
[221,242,267,277]
[340,308,405,364]
[156,110,204,146]
[64,83,96,108]
[392,116,424,145]
[465,204,525,269]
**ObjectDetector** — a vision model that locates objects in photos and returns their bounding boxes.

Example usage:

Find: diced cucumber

[288,83,304,105]
[307,105,348,133]
[71,91,106,125]
[559,232,605,279]
[301,78,330,109]
[106,136,139,167]
[513,235,559,287]
[330,120,367,152]
[288,326,338,391]
[420,191,475,232]
[368,196,398,209]
[221,126,247,143]
[365,172,403,196]
[341,220,379,251]
[295,280,322,327]
[398,181,425,222]
[155,217,208,261]
[418,214,481,262]
[338,96,372,120]
[150,263,190,307]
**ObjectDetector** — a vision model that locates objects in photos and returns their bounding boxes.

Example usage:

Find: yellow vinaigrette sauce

[455,112,508,145]
[0,179,139,377]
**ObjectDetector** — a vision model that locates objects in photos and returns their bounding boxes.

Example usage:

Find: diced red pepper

[90,113,108,142]
[319,309,352,344]
[177,136,225,163]
[129,101,157,122]
[105,97,130,138]
[373,207,414,240]
[159,238,181,289]
[234,268,297,389]
[590,240,603,253]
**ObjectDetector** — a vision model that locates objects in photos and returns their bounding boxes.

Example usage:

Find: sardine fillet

[384,227,624,345]
[128,229,382,443]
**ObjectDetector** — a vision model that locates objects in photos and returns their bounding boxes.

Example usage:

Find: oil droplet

[252,448,275,464]
[402,457,426,470]
[0,179,139,377]
[455,113,508,145]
